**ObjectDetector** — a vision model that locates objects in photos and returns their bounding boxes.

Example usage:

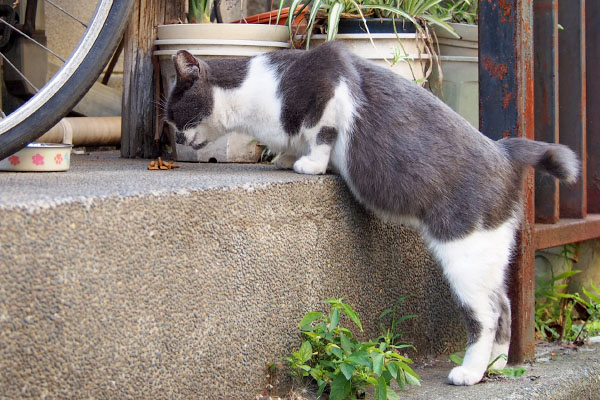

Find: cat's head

[165,50,220,150]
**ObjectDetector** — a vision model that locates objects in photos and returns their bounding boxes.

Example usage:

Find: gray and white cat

[165,41,578,386]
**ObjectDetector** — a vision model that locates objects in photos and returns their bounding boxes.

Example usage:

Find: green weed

[285,298,420,400]
[448,353,527,379]
[535,244,600,344]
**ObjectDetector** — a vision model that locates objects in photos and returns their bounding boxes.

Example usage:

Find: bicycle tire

[0,0,134,161]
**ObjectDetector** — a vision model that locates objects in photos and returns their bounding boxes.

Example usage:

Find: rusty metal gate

[479,0,599,363]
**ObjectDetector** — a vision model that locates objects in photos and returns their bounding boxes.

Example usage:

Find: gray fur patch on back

[205,58,250,89]
[266,43,349,136]
[317,127,338,145]
[344,54,523,241]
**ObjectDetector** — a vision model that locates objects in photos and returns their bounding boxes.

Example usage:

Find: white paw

[293,157,327,175]
[274,153,297,170]
[447,366,484,386]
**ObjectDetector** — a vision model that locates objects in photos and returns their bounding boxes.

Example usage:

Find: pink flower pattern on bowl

[0,143,72,171]
[32,153,44,166]
[8,155,20,166]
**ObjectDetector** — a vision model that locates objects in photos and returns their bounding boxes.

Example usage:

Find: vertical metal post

[586,0,600,213]
[534,0,560,223]
[479,0,536,363]
[558,0,587,218]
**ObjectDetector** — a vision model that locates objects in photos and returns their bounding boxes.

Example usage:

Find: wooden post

[121,0,187,158]
[478,0,536,363]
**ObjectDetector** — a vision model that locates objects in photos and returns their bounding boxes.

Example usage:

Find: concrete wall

[0,161,464,399]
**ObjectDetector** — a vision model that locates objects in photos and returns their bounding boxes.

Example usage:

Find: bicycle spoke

[0,51,40,92]
[0,18,66,63]
[45,0,88,28]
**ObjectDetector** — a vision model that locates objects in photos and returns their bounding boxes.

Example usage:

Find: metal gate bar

[587,0,600,213]
[479,0,536,364]
[479,0,600,364]
[558,0,587,219]
[534,0,560,224]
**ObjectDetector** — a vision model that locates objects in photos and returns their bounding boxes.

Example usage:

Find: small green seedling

[449,353,527,379]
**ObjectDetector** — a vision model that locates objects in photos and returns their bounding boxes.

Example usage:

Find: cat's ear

[173,50,208,83]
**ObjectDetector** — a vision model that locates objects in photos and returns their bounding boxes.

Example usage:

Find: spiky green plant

[189,0,213,23]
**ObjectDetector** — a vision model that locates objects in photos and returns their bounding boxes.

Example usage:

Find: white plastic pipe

[38,116,121,146]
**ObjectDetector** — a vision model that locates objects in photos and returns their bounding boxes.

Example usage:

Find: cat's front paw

[447,366,484,386]
[293,156,327,175]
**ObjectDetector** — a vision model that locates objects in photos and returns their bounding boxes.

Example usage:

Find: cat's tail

[500,137,579,183]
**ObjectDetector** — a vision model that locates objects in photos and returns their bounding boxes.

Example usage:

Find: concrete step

[264,342,600,399]
[400,341,600,400]
[0,151,463,398]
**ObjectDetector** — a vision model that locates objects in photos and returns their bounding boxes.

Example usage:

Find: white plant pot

[431,23,479,128]
[434,22,478,57]
[310,33,430,84]
[154,24,290,163]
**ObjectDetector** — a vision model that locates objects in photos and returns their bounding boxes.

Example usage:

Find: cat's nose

[175,131,186,144]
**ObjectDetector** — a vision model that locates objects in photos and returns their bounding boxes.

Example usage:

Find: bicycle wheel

[0,0,133,161]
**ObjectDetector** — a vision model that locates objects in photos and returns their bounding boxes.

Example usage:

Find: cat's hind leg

[293,144,331,175]
[274,153,298,170]
[293,127,337,175]
[427,218,517,385]
[489,292,511,370]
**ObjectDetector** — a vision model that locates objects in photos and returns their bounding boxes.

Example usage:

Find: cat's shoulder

[265,41,354,72]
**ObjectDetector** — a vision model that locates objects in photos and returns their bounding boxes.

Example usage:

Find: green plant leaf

[330,307,340,332]
[374,376,387,400]
[347,351,371,367]
[387,388,401,400]
[387,351,413,363]
[487,353,507,369]
[331,346,344,359]
[304,0,323,48]
[398,362,421,386]
[330,372,352,400]
[371,351,385,376]
[340,302,363,331]
[341,362,355,380]
[387,361,399,379]
[340,331,353,354]
[298,341,313,363]
[299,312,323,329]
[449,353,463,366]
[310,368,322,382]
[583,285,600,303]
[488,367,527,378]
[326,1,344,42]
[404,370,421,386]
[317,380,327,398]
[379,308,394,320]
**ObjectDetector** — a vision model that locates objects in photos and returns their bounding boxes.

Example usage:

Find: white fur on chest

[211,56,289,152]
[211,56,357,164]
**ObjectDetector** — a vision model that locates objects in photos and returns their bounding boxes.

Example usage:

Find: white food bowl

[0,142,73,172]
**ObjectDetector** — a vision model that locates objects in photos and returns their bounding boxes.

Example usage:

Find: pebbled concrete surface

[401,341,600,400]
[0,152,464,399]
